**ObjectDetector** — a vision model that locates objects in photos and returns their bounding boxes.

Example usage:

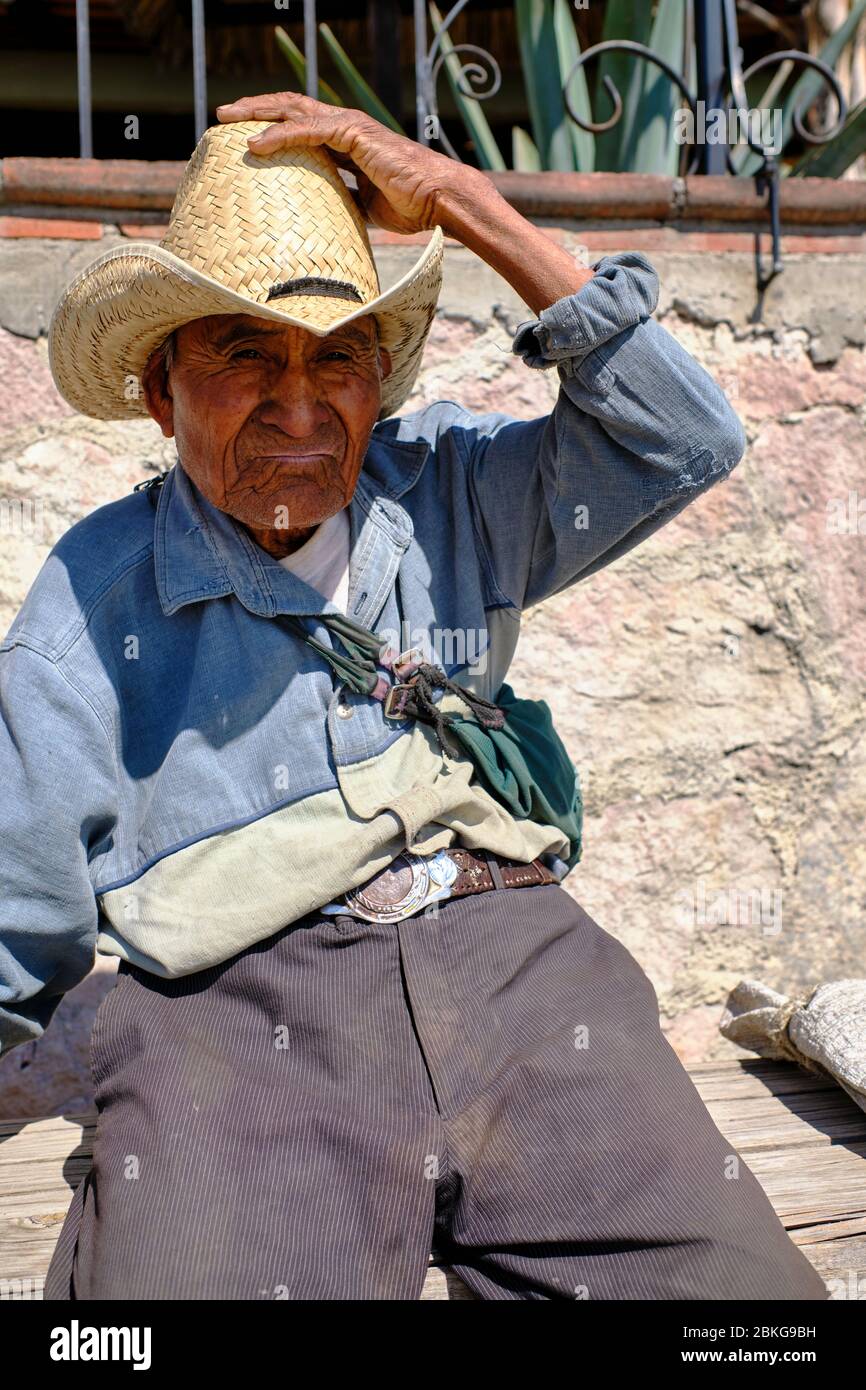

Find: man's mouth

[246,454,336,490]
[257,453,332,461]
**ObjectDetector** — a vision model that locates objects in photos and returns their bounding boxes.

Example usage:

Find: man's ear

[378,345,393,381]
[141,350,175,439]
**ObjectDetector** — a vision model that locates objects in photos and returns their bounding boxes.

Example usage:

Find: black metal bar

[191,0,208,141]
[304,0,318,97]
[75,0,92,159]
[694,0,727,174]
[414,0,428,144]
[755,156,783,293]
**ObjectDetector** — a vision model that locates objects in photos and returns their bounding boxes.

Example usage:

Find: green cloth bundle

[446,683,583,870]
[284,612,583,871]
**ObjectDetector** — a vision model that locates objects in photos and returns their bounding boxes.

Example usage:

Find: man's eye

[231,348,263,361]
[321,350,351,362]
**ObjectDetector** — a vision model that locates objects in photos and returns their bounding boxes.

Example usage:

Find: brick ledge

[1,160,864,229]
[1,215,862,256]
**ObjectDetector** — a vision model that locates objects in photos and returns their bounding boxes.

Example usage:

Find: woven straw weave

[162,122,380,319]
[48,120,444,422]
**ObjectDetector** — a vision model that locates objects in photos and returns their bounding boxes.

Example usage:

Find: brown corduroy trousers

[44,884,828,1301]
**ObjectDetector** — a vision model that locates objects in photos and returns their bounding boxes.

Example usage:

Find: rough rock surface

[0,233,864,1118]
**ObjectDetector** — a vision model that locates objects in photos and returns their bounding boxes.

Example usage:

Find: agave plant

[276,0,866,178]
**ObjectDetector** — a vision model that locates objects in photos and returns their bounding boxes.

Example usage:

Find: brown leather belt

[446,848,557,896]
[339,847,557,924]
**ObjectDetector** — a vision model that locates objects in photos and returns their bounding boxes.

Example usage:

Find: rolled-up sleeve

[449,250,747,610]
[0,640,117,1060]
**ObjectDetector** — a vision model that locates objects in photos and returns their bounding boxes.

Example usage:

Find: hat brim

[47,225,444,422]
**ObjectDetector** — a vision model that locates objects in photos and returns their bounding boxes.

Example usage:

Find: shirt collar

[153,425,430,619]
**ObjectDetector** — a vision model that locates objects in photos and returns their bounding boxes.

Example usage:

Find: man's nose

[253,364,330,436]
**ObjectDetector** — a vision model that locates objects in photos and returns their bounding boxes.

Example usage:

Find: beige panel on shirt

[96,697,569,979]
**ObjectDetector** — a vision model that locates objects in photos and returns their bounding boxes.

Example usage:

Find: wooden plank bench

[1,1058,864,1300]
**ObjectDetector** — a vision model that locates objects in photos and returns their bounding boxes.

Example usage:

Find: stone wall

[1,225,865,1119]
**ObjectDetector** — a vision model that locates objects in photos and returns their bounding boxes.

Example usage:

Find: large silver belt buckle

[342,852,432,924]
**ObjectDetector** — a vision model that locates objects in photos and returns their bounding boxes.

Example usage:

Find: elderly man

[2,94,825,1301]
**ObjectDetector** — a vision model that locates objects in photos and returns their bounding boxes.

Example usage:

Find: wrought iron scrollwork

[723,0,847,159]
[417,0,501,161]
[561,39,699,178]
[563,40,697,136]
[737,50,847,153]
[414,0,853,293]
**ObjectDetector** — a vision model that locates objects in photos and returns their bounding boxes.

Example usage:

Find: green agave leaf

[515,0,577,171]
[275,26,344,106]
[318,22,406,133]
[512,125,542,171]
[593,0,654,172]
[736,0,866,175]
[553,0,594,171]
[622,0,692,175]
[429,0,506,170]
[789,96,866,176]
[623,0,686,175]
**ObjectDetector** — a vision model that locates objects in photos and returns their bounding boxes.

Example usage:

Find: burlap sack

[720,978,866,1114]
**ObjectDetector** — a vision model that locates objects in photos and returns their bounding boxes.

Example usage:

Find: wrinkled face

[142,311,392,556]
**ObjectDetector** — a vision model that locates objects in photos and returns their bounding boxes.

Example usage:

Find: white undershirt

[276,507,351,614]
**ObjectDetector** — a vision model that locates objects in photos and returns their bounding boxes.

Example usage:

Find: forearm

[453,251,747,610]
[433,169,594,314]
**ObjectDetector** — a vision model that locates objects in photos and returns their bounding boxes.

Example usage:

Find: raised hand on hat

[216,92,593,314]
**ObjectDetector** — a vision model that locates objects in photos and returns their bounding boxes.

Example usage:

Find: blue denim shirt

[0,251,746,1058]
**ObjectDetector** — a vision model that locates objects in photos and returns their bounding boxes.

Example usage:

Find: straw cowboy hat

[48,120,444,422]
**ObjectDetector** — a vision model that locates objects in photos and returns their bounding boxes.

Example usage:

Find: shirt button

[337,703,354,720]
